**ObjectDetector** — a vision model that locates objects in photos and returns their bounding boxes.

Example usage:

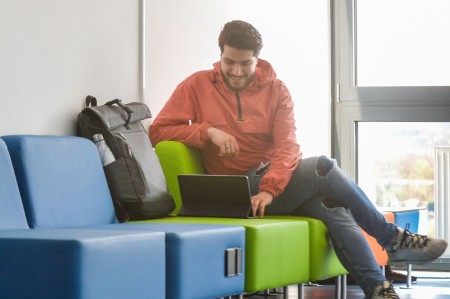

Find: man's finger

[251,200,259,217]
[258,203,265,218]
[218,143,229,156]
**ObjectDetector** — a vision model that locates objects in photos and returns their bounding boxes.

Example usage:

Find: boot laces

[392,223,430,252]
[376,281,398,299]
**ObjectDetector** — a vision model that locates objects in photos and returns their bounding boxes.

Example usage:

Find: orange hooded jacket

[150,59,302,198]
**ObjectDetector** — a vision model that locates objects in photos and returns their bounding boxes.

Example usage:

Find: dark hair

[218,20,263,57]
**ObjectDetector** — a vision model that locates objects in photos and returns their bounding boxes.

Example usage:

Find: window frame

[332,0,450,176]
[332,0,450,268]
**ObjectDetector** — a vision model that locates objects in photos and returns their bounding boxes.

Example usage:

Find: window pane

[357,122,450,237]
[356,0,450,87]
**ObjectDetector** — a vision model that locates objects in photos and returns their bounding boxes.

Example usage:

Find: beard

[222,72,255,91]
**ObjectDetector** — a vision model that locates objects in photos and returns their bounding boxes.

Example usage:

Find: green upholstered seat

[149,141,310,292]
[266,216,348,281]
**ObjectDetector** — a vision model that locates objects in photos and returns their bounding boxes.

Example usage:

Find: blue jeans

[246,156,398,296]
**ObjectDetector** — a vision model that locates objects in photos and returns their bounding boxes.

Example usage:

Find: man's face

[220,45,258,91]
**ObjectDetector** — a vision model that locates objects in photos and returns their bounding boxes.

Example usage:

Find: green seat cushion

[267,216,347,281]
[155,141,205,214]
[136,217,310,292]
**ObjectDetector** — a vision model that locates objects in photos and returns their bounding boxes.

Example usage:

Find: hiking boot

[368,281,399,299]
[387,224,448,266]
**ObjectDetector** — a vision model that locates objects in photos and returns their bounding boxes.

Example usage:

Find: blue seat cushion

[0,229,166,299]
[95,223,246,299]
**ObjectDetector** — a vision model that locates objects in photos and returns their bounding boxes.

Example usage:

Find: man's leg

[291,156,447,266]
[254,157,389,296]
[258,155,446,294]
[264,156,397,246]
[294,195,387,297]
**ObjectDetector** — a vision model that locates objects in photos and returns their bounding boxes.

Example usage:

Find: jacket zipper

[234,90,245,122]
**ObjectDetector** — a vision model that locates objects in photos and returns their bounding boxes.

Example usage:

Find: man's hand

[251,191,273,217]
[207,127,240,158]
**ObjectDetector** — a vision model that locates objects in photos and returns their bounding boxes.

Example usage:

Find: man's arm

[259,81,302,198]
[250,82,301,217]
[150,81,211,148]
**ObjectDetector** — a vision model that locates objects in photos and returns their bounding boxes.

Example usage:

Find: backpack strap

[85,95,98,107]
[105,99,134,129]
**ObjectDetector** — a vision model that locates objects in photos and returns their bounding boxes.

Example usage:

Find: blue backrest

[393,210,420,234]
[0,139,29,230]
[2,135,118,228]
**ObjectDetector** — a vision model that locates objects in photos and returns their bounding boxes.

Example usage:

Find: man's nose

[231,64,242,76]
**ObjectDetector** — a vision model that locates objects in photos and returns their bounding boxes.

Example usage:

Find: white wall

[145,0,331,157]
[0,0,331,157]
[0,0,141,136]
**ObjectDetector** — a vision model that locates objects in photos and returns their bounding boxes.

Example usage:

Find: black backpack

[77,96,175,222]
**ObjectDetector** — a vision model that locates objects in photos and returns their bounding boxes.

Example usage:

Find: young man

[150,20,447,299]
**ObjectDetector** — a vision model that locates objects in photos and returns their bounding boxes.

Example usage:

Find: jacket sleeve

[149,79,211,148]
[259,81,302,198]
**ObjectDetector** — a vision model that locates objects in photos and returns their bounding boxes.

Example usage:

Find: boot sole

[388,241,448,267]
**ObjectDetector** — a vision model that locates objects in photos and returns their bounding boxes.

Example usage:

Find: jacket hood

[212,58,277,91]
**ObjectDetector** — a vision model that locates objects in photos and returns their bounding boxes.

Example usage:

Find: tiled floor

[242,271,450,299]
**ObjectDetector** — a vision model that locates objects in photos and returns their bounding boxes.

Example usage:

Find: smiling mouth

[229,76,244,83]
[224,74,252,91]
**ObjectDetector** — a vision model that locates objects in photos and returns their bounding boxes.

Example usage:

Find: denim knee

[316,155,334,177]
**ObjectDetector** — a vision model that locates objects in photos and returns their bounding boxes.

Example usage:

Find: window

[333,0,450,267]
[358,122,450,237]
[356,0,450,87]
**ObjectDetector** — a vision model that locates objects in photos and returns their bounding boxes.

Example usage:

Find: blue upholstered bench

[0,138,166,299]
[2,135,245,299]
